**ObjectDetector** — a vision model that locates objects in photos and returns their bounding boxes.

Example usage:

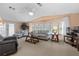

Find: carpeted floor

[12,37,79,56]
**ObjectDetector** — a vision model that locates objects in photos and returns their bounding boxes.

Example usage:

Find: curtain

[62,17,70,35]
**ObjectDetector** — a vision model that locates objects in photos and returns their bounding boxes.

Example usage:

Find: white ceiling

[0,3,79,22]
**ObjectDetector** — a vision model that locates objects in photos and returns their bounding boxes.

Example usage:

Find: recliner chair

[0,35,18,56]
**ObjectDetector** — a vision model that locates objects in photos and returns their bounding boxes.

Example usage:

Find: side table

[51,34,59,42]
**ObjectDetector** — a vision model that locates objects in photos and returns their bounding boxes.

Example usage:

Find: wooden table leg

[56,35,59,42]
[64,36,65,42]
[76,37,79,51]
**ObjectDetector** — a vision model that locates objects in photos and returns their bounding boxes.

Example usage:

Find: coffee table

[25,35,39,44]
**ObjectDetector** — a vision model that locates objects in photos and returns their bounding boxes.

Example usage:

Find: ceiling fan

[36,3,42,7]
[9,6,15,10]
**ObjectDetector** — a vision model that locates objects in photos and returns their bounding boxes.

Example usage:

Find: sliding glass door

[0,23,15,37]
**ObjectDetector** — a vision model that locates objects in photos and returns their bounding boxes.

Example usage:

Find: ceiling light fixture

[28,11,34,16]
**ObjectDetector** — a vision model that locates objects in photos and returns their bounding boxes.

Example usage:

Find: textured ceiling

[0,3,79,22]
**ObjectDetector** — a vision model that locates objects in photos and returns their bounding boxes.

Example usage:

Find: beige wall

[3,20,29,33]
[29,13,79,32]
[2,13,79,33]
[69,14,79,27]
[4,20,23,32]
[15,22,22,32]
[29,16,65,32]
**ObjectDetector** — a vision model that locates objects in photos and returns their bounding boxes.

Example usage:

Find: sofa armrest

[0,40,17,45]
[3,36,17,41]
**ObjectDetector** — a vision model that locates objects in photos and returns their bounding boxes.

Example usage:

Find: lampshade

[53,26,58,33]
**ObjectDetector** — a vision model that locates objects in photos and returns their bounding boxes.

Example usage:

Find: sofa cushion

[37,34,47,37]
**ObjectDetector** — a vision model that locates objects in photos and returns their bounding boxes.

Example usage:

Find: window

[0,23,15,37]
[8,23,15,36]
[32,23,52,32]
[0,24,6,37]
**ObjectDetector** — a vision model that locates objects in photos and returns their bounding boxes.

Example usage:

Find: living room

[0,3,79,56]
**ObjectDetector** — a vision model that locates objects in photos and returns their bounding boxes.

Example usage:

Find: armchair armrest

[0,40,18,56]
[3,36,17,41]
[0,40,17,45]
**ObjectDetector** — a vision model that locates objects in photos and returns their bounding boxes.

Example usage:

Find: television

[73,26,79,33]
